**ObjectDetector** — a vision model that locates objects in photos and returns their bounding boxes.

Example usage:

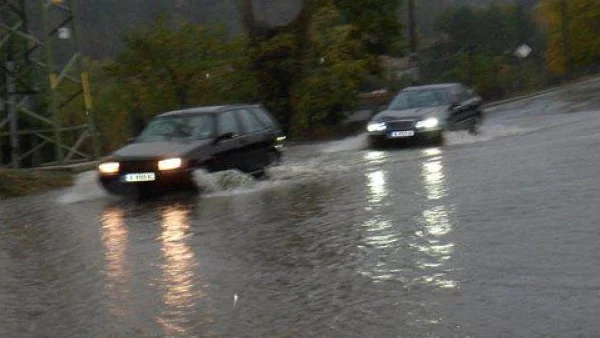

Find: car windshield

[137,114,215,142]
[388,89,452,110]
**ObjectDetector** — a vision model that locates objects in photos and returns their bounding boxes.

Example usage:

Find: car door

[449,85,473,130]
[209,110,242,172]
[234,108,269,173]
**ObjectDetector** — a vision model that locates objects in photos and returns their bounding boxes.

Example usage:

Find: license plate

[389,130,415,138]
[123,173,156,182]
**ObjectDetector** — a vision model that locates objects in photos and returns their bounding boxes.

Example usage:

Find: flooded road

[2,78,600,337]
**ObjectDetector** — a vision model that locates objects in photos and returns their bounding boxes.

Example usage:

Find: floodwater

[2,78,600,337]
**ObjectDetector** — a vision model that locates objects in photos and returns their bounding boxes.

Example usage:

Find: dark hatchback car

[98,104,285,196]
[367,83,483,147]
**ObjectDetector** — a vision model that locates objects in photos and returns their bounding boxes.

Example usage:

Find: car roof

[402,83,461,91]
[157,104,261,117]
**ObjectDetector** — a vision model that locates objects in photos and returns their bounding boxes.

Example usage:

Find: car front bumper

[368,127,443,141]
[98,168,196,197]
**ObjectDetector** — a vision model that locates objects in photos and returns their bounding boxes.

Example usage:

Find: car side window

[218,111,241,136]
[189,115,215,139]
[457,86,471,102]
[237,109,265,133]
[249,107,275,129]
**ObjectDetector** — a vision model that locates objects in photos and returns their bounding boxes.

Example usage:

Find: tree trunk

[235,0,316,132]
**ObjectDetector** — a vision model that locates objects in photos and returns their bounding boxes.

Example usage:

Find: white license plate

[389,131,415,138]
[123,173,156,182]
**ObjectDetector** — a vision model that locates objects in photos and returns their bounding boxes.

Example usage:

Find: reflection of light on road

[364,150,387,165]
[417,149,456,289]
[423,147,442,157]
[423,205,452,236]
[100,207,130,315]
[158,204,201,337]
[366,170,388,206]
[360,218,392,232]
[421,153,447,200]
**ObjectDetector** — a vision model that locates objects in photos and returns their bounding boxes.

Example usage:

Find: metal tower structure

[1,0,98,168]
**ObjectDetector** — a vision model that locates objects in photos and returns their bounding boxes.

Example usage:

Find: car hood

[373,106,449,121]
[110,139,211,160]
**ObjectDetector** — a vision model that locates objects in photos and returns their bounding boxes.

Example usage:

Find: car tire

[468,114,483,135]
[267,149,282,166]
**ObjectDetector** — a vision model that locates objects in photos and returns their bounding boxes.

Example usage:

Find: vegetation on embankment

[0,169,73,200]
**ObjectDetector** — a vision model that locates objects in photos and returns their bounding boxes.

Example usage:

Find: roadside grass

[0,169,73,200]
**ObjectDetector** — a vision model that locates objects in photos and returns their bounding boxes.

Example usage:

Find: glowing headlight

[367,122,387,132]
[98,162,119,174]
[415,118,439,129]
[158,158,182,171]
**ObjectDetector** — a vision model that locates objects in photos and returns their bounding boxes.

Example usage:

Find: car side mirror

[213,132,236,145]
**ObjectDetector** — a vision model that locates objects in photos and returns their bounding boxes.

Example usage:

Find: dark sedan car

[367,83,483,147]
[97,104,285,196]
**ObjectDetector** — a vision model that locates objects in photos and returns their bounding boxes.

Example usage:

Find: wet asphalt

[1,77,600,337]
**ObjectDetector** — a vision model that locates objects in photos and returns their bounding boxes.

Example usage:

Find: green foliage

[101,17,258,145]
[291,3,370,132]
[109,16,251,110]
[422,4,548,99]
[537,0,600,74]
[0,169,72,199]
[334,0,404,55]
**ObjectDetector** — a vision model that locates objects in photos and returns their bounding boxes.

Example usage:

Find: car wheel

[267,149,281,166]
[468,115,483,135]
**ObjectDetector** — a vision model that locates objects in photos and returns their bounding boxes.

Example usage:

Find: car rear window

[249,107,276,129]
[237,109,265,133]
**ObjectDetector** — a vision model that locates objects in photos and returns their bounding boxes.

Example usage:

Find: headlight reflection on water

[358,149,458,290]
[417,149,457,289]
[100,207,131,316]
[364,150,387,165]
[365,170,388,207]
[157,204,205,336]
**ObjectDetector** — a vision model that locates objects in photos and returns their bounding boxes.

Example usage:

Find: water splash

[320,133,368,153]
[446,124,532,146]
[192,169,257,194]
[193,162,343,197]
[58,171,107,204]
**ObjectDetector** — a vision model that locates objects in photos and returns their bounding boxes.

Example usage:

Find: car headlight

[415,118,439,129]
[98,162,119,174]
[158,158,183,171]
[367,122,387,132]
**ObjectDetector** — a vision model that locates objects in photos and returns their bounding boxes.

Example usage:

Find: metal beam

[1,0,97,167]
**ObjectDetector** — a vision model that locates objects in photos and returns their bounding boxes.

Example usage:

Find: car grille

[119,160,157,173]
[387,120,415,130]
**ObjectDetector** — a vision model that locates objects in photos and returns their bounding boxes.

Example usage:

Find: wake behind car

[367,83,483,147]
[98,104,285,196]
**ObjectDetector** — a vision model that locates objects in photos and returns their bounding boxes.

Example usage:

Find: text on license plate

[389,130,415,138]
[124,173,156,182]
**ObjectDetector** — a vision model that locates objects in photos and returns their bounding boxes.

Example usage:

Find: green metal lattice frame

[0,0,98,168]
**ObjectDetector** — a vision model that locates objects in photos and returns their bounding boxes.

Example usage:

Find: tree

[537,0,600,74]
[99,16,258,144]
[112,16,233,107]
[236,0,318,131]
[422,4,547,99]
[334,0,404,55]
[291,2,369,131]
